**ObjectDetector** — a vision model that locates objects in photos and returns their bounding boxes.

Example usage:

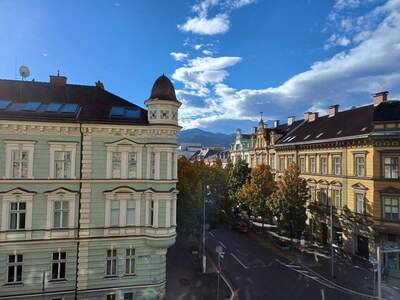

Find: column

[167,151,172,180]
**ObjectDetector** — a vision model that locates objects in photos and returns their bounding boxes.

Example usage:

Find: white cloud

[178,14,230,35]
[178,0,256,35]
[324,34,351,49]
[194,44,203,50]
[202,49,214,55]
[176,0,400,132]
[170,52,189,61]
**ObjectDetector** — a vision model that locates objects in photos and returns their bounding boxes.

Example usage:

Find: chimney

[308,112,318,122]
[254,127,257,133]
[95,80,104,89]
[274,120,280,127]
[304,112,312,121]
[373,91,388,106]
[49,73,67,86]
[288,116,295,126]
[329,104,339,117]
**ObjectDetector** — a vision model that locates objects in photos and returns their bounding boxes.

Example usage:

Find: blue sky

[0,0,399,133]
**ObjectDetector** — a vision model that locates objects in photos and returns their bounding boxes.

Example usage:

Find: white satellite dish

[19,66,30,79]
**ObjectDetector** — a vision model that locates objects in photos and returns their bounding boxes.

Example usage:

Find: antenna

[19,66,30,80]
[260,111,263,120]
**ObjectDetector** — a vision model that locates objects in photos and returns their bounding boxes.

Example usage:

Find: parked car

[231,212,251,233]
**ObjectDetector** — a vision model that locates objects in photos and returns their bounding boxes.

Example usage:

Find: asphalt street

[206,228,374,300]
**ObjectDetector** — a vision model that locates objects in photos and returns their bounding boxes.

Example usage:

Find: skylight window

[23,101,41,111]
[0,100,11,109]
[125,109,140,119]
[110,107,141,119]
[304,134,311,140]
[45,103,62,112]
[288,136,296,142]
[361,126,368,132]
[110,106,125,116]
[316,132,324,138]
[61,103,79,113]
[337,130,342,135]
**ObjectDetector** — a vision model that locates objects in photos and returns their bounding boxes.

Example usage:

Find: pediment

[0,187,36,195]
[379,186,400,194]
[330,180,343,187]
[318,179,329,186]
[103,186,139,195]
[105,138,141,146]
[351,183,369,190]
[44,187,78,195]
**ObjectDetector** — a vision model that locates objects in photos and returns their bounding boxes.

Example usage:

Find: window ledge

[48,279,67,283]
[123,274,136,277]
[104,275,119,279]
[4,282,23,286]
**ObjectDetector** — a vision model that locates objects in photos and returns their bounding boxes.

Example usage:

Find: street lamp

[216,245,225,300]
[202,184,210,273]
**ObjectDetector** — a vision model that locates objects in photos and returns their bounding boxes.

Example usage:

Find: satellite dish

[19,66,30,79]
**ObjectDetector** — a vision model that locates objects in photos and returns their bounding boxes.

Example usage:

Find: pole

[330,204,334,278]
[217,254,220,300]
[202,185,207,273]
[377,246,382,300]
[42,271,45,299]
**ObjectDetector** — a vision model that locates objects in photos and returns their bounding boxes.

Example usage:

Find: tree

[236,164,275,220]
[227,159,250,214]
[271,164,309,240]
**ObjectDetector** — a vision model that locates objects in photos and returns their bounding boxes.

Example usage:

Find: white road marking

[219,241,227,249]
[231,253,248,269]
[321,289,325,300]
[314,252,319,263]
[209,232,215,238]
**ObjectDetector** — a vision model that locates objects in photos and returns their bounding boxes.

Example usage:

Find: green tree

[236,164,275,220]
[271,164,309,240]
[227,159,250,213]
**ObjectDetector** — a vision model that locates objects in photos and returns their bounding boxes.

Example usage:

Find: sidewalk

[166,236,231,300]
[250,227,400,300]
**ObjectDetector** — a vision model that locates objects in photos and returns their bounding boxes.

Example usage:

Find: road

[206,228,374,300]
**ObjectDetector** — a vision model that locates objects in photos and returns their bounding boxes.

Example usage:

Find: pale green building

[0,74,180,299]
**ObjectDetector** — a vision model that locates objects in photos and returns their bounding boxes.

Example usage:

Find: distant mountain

[178,128,235,148]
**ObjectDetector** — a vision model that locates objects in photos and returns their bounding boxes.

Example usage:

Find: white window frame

[332,189,342,208]
[106,140,143,179]
[5,141,35,179]
[355,192,365,214]
[9,201,26,230]
[145,191,158,228]
[355,154,366,177]
[105,248,117,276]
[125,248,136,275]
[383,156,399,179]
[332,155,342,176]
[383,195,399,221]
[49,142,77,179]
[320,156,328,175]
[319,187,328,206]
[7,253,23,283]
[104,187,141,228]
[309,156,316,174]
[45,188,77,230]
[51,250,67,280]
[0,189,34,232]
[299,156,306,173]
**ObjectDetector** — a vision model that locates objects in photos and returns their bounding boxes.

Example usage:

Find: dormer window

[160,110,169,119]
[150,111,157,119]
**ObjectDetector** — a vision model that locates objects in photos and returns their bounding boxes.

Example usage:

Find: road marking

[231,253,248,269]
[314,252,319,263]
[320,289,325,300]
[219,241,227,249]
[209,232,215,238]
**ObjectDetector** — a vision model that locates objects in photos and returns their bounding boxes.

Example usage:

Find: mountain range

[178,128,235,148]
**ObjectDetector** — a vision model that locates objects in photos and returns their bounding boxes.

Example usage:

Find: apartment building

[0,74,180,299]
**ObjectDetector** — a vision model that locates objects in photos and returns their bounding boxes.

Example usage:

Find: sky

[0,0,399,133]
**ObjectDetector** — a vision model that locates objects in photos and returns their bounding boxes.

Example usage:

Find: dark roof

[0,78,148,124]
[149,75,178,102]
[277,105,375,145]
[241,134,252,139]
[374,101,400,122]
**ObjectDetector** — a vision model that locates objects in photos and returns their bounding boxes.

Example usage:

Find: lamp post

[330,204,334,278]
[202,184,210,273]
[216,245,225,300]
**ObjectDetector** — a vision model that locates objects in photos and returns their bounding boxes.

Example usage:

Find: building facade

[0,74,180,299]
[233,92,400,274]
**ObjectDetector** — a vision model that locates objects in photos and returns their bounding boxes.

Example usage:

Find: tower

[145,75,181,125]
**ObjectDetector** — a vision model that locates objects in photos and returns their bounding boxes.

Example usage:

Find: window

[11,150,29,178]
[333,156,341,175]
[126,200,135,226]
[9,201,26,230]
[383,157,399,179]
[309,186,316,202]
[150,152,156,177]
[287,156,293,167]
[320,156,327,175]
[54,151,71,178]
[320,188,328,205]
[356,193,365,214]
[355,155,365,177]
[124,293,134,300]
[107,295,116,300]
[299,157,305,173]
[309,156,316,174]
[270,154,275,169]
[112,152,122,178]
[149,200,154,226]
[279,156,285,172]
[54,201,69,228]
[52,251,66,280]
[128,152,137,178]
[110,200,120,227]
[332,189,341,208]
[7,254,23,283]
[383,196,399,221]
[106,249,117,276]
[125,248,136,275]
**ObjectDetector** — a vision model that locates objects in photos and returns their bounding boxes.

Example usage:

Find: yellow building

[274,92,400,273]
